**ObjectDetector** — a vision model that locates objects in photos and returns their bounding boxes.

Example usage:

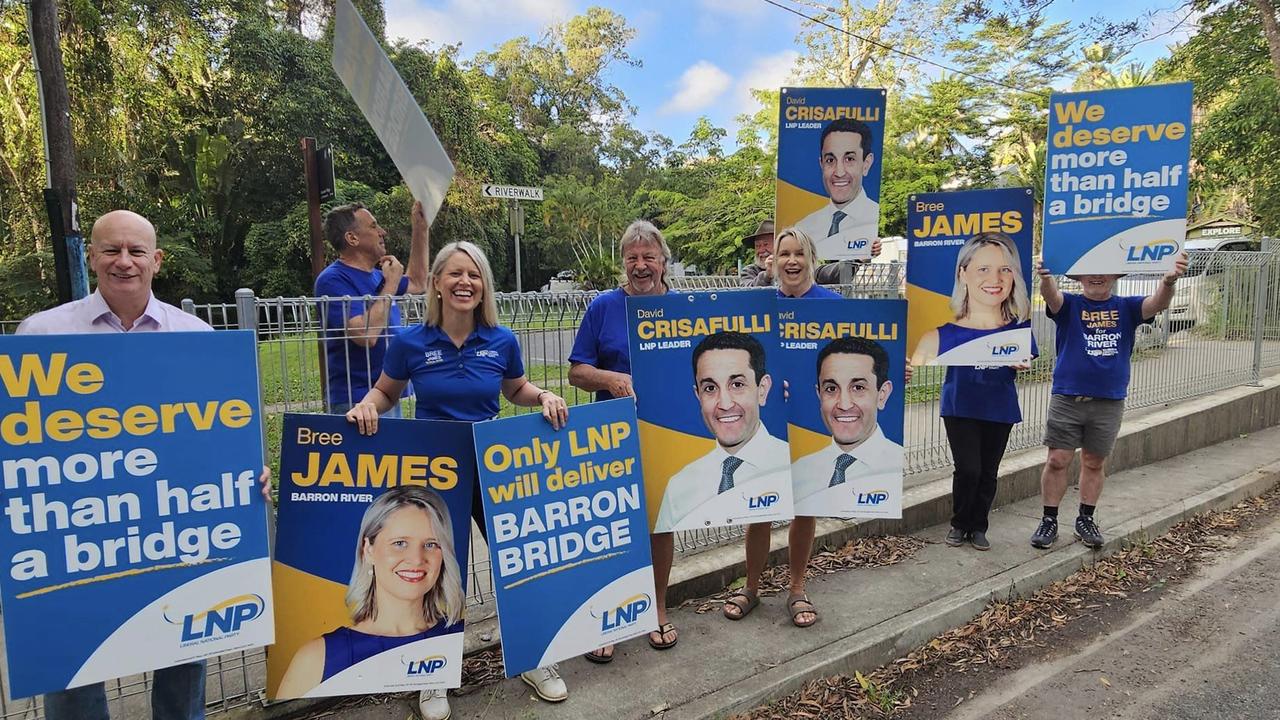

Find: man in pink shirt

[17,209,270,720]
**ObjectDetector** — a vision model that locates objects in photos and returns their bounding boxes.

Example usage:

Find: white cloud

[382,0,574,49]
[733,50,799,113]
[660,61,733,115]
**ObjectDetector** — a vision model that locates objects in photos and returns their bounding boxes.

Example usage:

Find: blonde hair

[346,487,465,627]
[619,220,671,288]
[773,227,818,286]
[949,232,1031,324]
[426,241,500,327]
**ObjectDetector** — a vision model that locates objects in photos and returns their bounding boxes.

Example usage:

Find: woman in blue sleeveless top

[911,232,1031,366]
[277,486,465,696]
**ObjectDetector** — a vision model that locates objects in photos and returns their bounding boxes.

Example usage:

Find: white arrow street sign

[483,184,544,201]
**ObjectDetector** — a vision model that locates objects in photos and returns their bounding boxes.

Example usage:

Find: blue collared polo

[382,323,526,421]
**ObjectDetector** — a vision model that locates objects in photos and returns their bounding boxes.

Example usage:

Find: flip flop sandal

[722,589,760,621]
[788,595,818,628]
[583,645,615,664]
[648,623,678,650]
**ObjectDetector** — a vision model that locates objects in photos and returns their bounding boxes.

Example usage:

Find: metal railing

[2,249,1277,718]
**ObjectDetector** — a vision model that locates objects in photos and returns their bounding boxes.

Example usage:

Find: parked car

[1168,236,1262,329]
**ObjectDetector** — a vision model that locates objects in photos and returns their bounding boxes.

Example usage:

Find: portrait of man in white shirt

[655,332,792,532]
[794,118,880,261]
[792,336,904,517]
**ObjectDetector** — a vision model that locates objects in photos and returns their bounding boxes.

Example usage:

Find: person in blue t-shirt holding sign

[315,201,430,414]
[1030,252,1188,550]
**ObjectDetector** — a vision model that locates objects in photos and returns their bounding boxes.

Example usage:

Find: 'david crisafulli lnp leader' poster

[907,188,1034,366]
[776,86,887,262]
[1042,82,1192,275]
[268,414,474,699]
[473,398,656,677]
[627,290,793,533]
[0,332,273,699]
[780,299,907,518]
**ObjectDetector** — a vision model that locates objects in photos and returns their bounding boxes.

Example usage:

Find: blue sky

[382,0,1195,145]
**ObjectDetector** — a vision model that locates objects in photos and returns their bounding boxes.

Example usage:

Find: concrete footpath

[307,424,1280,720]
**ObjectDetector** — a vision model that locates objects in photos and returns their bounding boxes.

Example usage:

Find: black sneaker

[1074,515,1104,549]
[969,531,991,551]
[1030,516,1058,549]
[945,527,967,547]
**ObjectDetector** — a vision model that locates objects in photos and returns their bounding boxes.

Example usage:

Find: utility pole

[27,0,87,302]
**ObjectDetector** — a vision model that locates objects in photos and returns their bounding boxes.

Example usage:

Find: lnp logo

[1122,239,1178,263]
[475,349,500,359]
[846,239,869,250]
[748,492,781,510]
[592,593,652,632]
[856,490,890,506]
[165,594,265,644]
[424,349,444,365]
[403,654,448,676]
[989,343,1021,357]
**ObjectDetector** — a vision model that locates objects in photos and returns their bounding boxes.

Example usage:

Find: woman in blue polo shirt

[568,220,678,661]
[346,240,571,718]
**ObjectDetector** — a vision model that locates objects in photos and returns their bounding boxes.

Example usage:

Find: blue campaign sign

[906,188,1035,366]
[776,86,887,261]
[780,299,907,518]
[0,331,272,699]
[268,414,474,699]
[626,290,793,533]
[473,398,655,676]
[1042,82,1193,275]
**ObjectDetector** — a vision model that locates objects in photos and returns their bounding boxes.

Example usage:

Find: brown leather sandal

[788,594,818,628]
[722,589,760,620]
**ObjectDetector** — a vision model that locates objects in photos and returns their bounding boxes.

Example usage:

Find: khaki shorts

[1044,394,1125,457]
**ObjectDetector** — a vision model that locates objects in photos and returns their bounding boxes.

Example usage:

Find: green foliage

[1,0,1272,320]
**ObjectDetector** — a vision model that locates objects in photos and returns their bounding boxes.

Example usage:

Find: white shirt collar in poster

[794,191,879,262]
[654,426,793,532]
[791,425,903,519]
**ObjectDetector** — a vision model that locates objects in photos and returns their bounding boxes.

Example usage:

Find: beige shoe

[417,688,450,720]
[520,664,568,702]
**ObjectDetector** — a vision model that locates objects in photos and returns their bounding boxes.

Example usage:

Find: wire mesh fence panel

[2,248,1275,718]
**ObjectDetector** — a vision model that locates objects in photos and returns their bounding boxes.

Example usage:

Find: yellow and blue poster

[776,86,887,261]
[907,188,1034,366]
[781,299,907,518]
[0,332,273,699]
[268,414,474,699]
[1043,82,1192,275]
[626,290,793,532]
[473,398,655,676]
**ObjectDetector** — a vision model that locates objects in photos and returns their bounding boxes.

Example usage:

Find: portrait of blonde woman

[910,231,1032,366]
[276,486,465,698]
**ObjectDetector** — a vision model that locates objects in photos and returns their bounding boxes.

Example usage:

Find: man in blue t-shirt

[1030,253,1187,550]
[315,201,429,413]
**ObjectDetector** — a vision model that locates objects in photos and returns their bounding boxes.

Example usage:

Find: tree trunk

[28,0,78,303]
[1254,0,1280,83]
[28,0,76,233]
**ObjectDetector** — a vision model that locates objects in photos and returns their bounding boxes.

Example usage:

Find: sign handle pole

[301,137,330,403]
[511,199,524,293]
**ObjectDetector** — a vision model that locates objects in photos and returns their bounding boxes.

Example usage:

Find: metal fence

[3,250,1278,718]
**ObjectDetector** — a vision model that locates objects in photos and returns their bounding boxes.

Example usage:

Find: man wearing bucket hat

[739,220,776,286]
[1030,253,1188,552]
[741,220,880,287]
